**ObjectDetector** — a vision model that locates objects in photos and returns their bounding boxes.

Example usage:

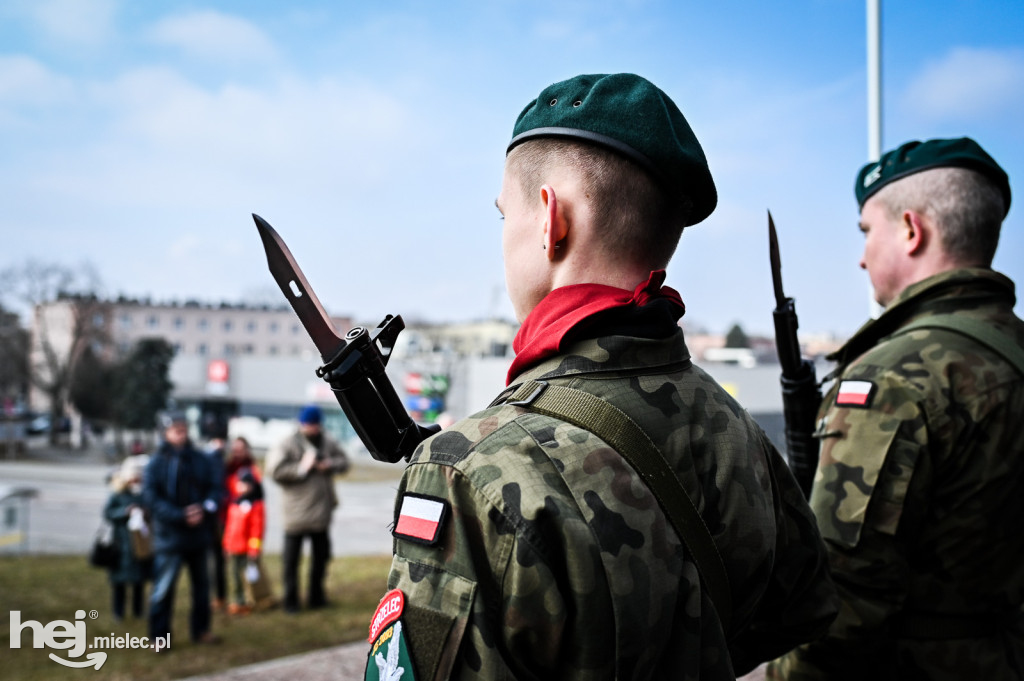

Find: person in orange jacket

[222,437,266,615]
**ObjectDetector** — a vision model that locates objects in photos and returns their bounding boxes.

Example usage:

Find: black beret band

[507,126,667,186]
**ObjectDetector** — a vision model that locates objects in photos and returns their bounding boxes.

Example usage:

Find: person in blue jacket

[143,412,222,647]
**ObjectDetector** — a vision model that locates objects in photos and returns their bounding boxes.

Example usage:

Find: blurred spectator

[102,455,151,621]
[144,412,222,646]
[265,405,349,613]
[202,414,229,613]
[222,437,266,615]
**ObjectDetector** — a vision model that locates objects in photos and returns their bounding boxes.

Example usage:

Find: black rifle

[255,214,440,463]
[768,211,822,497]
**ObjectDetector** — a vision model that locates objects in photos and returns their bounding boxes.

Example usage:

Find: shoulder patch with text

[365,589,416,681]
[393,494,448,546]
[835,379,875,408]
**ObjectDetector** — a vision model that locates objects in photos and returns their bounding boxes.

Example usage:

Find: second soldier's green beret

[507,73,717,226]
[855,136,1011,216]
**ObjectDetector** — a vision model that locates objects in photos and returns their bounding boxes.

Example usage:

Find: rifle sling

[505,380,733,631]
[889,315,1024,377]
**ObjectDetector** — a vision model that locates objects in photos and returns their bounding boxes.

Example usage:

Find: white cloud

[86,67,412,175]
[21,0,118,47]
[0,55,73,104]
[19,64,418,223]
[905,46,1024,119]
[147,10,279,64]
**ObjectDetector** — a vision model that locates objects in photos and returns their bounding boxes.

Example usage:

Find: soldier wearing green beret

[365,73,838,681]
[768,137,1024,680]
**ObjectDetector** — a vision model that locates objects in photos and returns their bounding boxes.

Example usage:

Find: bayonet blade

[253,213,346,361]
[768,210,787,308]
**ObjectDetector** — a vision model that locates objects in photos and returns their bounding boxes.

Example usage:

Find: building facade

[29,296,520,452]
[30,296,843,461]
[106,298,352,361]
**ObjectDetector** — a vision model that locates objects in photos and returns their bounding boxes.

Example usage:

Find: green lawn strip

[3,553,392,681]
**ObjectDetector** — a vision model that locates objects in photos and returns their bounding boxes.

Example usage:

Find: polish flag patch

[394,494,447,545]
[835,380,875,408]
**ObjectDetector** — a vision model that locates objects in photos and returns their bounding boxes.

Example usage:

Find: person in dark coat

[103,455,151,621]
[201,412,229,613]
[143,412,222,646]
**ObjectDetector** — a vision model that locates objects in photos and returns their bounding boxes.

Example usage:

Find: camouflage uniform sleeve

[730,435,839,674]
[383,415,611,681]
[767,366,929,680]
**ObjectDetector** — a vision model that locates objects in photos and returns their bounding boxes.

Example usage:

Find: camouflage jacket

[374,329,837,681]
[768,268,1024,680]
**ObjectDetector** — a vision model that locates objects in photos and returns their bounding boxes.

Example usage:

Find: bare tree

[0,261,108,447]
[0,304,29,456]
[0,304,29,407]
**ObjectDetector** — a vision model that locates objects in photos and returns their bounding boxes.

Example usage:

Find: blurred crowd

[94,404,349,648]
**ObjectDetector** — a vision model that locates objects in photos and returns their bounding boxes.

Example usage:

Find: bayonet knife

[253,213,439,463]
[768,210,822,497]
[254,213,347,362]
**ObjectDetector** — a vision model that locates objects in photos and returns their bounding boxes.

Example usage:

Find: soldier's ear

[540,184,569,261]
[903,210,927,256]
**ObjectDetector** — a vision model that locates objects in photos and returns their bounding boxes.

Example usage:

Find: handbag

[127,507,153,559]
[244,558,276,609]
[89,523,119,569]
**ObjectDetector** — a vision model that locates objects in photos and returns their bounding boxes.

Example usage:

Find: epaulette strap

[505,380,733,631]
[889,315,1024,377]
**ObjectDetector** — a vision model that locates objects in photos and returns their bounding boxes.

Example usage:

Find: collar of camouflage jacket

[827,267,1016,368]
[507,270,685,385]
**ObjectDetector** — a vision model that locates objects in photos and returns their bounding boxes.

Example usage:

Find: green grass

[2,553,392,681]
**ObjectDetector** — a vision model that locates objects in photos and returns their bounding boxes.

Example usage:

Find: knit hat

[298,405,322,425]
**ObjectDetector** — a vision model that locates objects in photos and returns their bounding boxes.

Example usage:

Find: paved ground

[1,440,401,557]
[175,647,768,681]
[176,641,371,681]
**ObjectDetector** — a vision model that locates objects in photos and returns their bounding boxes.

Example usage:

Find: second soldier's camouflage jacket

[769,268,1024,680]
[380,328,838,680]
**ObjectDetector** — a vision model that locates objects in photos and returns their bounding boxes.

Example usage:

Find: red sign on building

[207,360,230,384]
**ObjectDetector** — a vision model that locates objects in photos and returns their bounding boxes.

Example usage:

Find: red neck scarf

[507,270,685,384]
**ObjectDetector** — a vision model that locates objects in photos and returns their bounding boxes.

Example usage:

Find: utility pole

[867,0,885,318]
[867,0,882,162]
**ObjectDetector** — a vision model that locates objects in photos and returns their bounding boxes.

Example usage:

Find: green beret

[856,136,1011,216]
[507,73,717,226]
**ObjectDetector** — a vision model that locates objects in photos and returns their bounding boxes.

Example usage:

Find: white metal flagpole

[867,0,882,162]
[867,0,885,318]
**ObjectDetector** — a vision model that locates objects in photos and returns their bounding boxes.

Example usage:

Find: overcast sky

[2,0,1021,338]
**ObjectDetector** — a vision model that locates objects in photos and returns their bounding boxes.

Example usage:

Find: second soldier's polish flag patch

[393,494,447,545]
[835,380,875,408]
